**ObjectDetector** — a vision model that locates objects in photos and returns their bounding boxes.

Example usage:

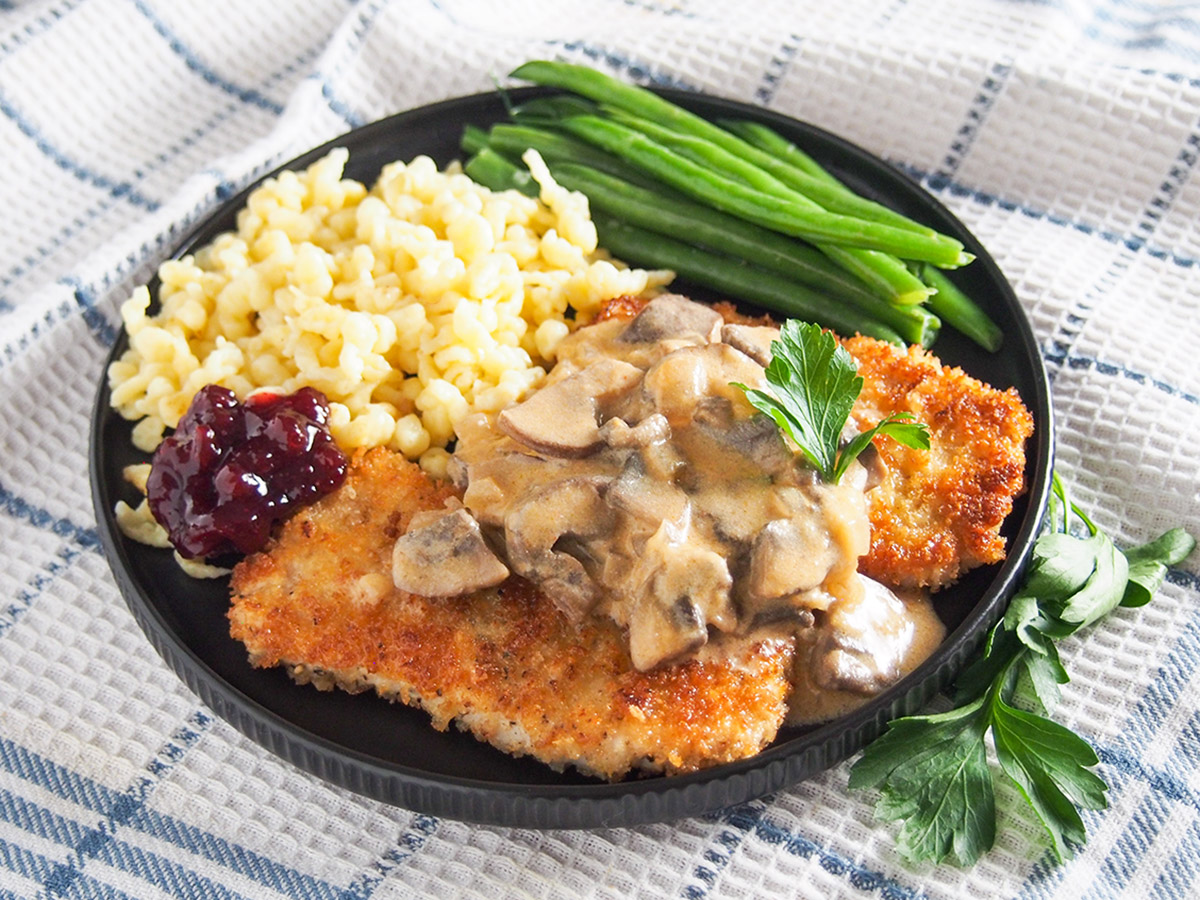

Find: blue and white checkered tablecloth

[2,1,1199,898]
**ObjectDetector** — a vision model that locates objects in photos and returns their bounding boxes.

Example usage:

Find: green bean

[463,148,539,197]
[511,60,935,234]
[511,59,833,180]
[460,124,490,157]
[462,134,923,342]
[591,214,905,344]
[476,119,929,303]
[483,123,658,190]
[819,246,932,307]
[509,94,599,124]
[719,118,961,241]
[560,115,970,267]
[716,118,842,189]
[918,265,1004,352]
[725,116,1007,347]
[593,109,935,304]
[719,119,846,190]
[604,106,935,235]
[550,162,939,346]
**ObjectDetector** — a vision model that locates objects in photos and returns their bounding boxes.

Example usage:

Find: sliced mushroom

[619,294,724,345]
[622,519,736,670]
[839,421,886,490]
[599,412,671,449]
[746,516,839,607]
[497,357,643,458]
[627,594,707,672]
[392,508,510,597]
[504,476,614,622]
[810,576,915,695]
[719,323,780,367]
[642,343,767,426]
[691,396,794,475]
[606,452,690,528]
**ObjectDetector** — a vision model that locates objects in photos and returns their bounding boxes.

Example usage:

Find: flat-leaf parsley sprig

[849,473,1195,866]
[734,319,930,483]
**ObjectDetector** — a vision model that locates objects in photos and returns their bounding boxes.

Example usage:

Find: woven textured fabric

[2,1,1199,898]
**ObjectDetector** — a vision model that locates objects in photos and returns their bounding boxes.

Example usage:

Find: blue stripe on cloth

[1040,351,1200,407]
[0,482,101,551]
[131,0,285,115]
[0,734,386,900]
[124,804,349,900]
[903,137,1200,265]
[0,0,83,59]
[2,0,373,304]
[1017,568,1200,899]
[320,77,366,129]
[908,163,1200,270]
[938,57,1013,179]
[552,41,697,91]
[1042,251,1134,369]
[0,297,88,369]
[0,88,160,211]
[1139,132,1200,236]
[1085,0,1200,61]
[1093,4,1200,38]
[1150,816,1200,900]
[1177,711,1200,770]
[64,277,120,349]
[335,814,439,900]
[0,834,137,900]
[2,712,209,898]
[308,0,399,130]
[1098,570,1200,761]
[0,37,322,299]
[684,801,767,899]
[755,35,802,106]
[0,543,94,641]
[704,804,924,899]
[1078,789,1173,900]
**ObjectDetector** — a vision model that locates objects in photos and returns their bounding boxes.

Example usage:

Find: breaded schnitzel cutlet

[229,448,796,780]
[847,336,1033,590]
[228,301,1032,780]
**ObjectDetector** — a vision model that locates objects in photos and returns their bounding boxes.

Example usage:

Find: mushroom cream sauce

[392,295,945,726]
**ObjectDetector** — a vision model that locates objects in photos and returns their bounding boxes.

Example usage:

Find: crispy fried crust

[228,298,1032,778]
[843,336,1033,590]
[228,447,794,781]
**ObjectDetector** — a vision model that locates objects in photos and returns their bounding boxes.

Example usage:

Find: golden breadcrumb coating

[229,448,794,781]
[843,335,1033,590]
[227,298,1032,779]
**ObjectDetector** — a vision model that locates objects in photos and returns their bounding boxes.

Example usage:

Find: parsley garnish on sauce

[735,320,929,484]
[740,320,1196,867]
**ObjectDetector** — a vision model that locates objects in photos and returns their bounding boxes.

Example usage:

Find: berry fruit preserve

[147,385,348,559]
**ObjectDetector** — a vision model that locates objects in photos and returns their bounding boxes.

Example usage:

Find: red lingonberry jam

[146,385,348,559]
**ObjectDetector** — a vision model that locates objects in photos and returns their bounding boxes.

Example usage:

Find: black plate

[90,87,1054,829]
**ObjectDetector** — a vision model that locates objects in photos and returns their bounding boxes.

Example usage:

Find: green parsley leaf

[1121,527,1196,608]
[848,700,996,866]
[1054,531,1128,629]
[849,473,1195,867]
[1013,641,1068,715]
[1021,532,1100,600]
[990,697,1105,860]
[736,320,929,483]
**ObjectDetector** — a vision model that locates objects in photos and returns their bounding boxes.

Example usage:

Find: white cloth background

[2,1,1199,898]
